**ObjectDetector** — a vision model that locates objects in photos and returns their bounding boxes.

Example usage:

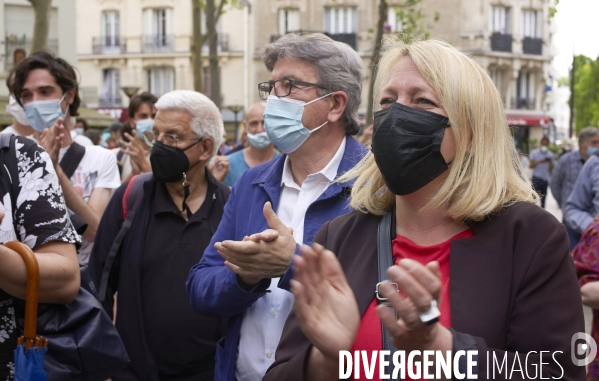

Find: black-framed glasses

[143,130,201,148]
[258,78,327,100]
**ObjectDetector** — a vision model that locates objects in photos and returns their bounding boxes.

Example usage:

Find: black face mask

[372,102,451,195]
[150,140,199,183]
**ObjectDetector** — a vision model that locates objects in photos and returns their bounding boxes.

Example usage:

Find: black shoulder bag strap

[376,209,401,380]
[59,142,86,179]
[98,173,152,301]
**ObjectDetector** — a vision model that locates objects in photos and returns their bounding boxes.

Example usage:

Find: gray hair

[262,33,364,135]
[155,90,224,159]
[579,127,599,145]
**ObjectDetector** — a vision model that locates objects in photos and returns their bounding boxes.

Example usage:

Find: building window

[521,10,540,38]
[324,7,357,34]
[102,11,120,49]
[101,69,121,106]
[489,67,504,98]
[148,67,175,97]
[385,8,404,33]
[278,9,300,35]
[143,8,173,52]
[515,70,535,109]
[490,6,511,34]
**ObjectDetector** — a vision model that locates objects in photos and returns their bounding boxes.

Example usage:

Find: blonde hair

[342,38,537,222]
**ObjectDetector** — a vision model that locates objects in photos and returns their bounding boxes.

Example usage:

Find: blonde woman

[264,39,585,381]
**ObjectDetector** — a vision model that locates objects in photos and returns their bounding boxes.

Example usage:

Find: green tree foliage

[573,54,599,133]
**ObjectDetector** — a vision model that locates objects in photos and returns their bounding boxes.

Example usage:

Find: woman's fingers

[380,280,422,329]
[388,265,434,313]
[319,246,349,291]
[293,252,313,306]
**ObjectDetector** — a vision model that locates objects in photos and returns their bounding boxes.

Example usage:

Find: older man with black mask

[187,33,366,381]
[89,90,230,381]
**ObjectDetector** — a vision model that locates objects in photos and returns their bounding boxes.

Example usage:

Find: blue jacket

[186,136,365,380]
[564,154,599,233]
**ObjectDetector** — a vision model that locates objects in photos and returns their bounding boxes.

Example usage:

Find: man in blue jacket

[186,33,366,381]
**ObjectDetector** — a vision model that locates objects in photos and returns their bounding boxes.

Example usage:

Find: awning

[506,114,550,127]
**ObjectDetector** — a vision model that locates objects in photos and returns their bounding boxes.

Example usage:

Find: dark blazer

[265,202,586,380]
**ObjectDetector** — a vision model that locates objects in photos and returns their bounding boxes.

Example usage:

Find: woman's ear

[327,91,349,124]
[65,88,76,106]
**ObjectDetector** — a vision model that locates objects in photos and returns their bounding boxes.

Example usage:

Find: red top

[350,229,474,381]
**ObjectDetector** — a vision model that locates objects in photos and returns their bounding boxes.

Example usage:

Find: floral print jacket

[0,136,79,380]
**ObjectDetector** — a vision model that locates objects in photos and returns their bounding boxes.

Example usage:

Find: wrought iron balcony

[202,33,230,52]
[271,31,357,50]
[324,33,357,50]
[522,37,542,55]
[490,33,512,53]
[5,37,58,70]
[99,96,122,107]
[142,34,175,53]
[510,97,536,110]
[92,36,126,54]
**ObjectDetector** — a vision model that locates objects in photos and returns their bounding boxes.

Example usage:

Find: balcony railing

[270,31,357,50]
[142,34,175,53]
[491,33,512,53]
[324,33,357,50]
[5,37,58,70]
[99,96,122,107]
[92,36,126,54]
[511,97,536,110]
[202,33,230,52]
[522,37,542,55]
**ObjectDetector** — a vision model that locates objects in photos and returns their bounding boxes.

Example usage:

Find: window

[148,67,174,97]
[101,69,121,106]
[490,6,511,34]
[489,67,504,96]
[386,8,403,33]
[100,11,120,53]
[516,70,535,109]
[324,7,357,34]
[522,10,540,38]
[143,8,173,50]
[278,9,300,35]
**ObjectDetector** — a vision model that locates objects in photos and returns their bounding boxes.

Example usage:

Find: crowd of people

[0,31,595,381]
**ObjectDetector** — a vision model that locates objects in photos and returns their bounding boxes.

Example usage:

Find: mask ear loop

[181,172,192,218]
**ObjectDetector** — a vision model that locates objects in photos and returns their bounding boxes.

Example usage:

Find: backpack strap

[59,142,86,179]
[98,172,152,301]
[116,149,125,176]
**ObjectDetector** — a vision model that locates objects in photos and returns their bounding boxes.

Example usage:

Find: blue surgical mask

[588,146,599,157]
[247,132,271,149]
[135,118,154,136]
[74,128,84,135]
[23,94,67,133]
[263,94,331,154]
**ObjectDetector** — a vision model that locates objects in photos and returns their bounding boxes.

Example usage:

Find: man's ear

[198,138,214,161]
[327,91,349,124]
[65,88,76,106]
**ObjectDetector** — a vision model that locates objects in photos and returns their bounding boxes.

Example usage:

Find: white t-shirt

[1,126,92,147]
[59,144,121,264]
[70,130,94,147]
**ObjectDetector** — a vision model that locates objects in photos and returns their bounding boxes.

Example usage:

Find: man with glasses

[89,90,231,380]
[187,33,366,381]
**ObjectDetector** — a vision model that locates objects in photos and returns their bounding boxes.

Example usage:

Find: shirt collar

[281,136,347,188]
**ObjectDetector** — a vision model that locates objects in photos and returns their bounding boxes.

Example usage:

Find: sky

[552,0,599,79]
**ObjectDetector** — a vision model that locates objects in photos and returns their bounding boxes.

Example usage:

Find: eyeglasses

[258,78,327,100]
[143,130,201,148]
